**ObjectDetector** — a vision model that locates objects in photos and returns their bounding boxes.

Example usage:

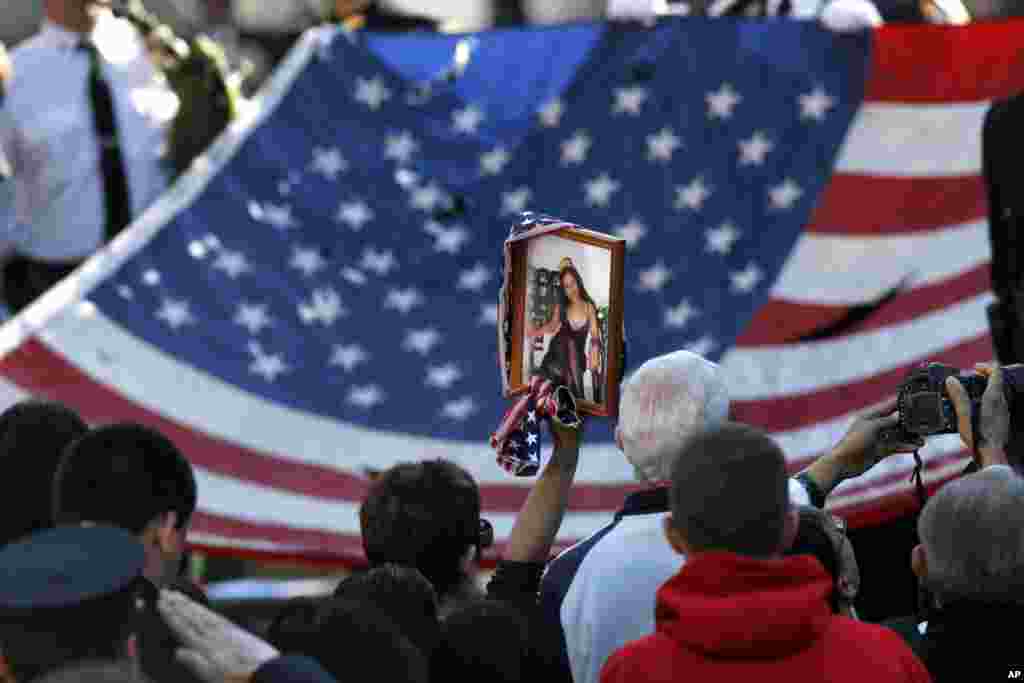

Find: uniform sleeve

[253,656,338,683]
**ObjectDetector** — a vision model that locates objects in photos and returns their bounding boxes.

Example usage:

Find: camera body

[894,362,1023,439]
[898,363,986,436]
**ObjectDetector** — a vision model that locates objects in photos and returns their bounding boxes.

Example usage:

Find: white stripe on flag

[722,291,993,401]
[835,102,985,176]
[830,453,970,510]
[771,219,988,305]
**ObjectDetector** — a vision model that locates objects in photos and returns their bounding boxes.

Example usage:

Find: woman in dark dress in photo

[526,258,603,402]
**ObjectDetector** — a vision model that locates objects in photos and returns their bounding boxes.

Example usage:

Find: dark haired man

[600,423,930,683]
[359,459,488,617]
[52,422,202,683]
[332,564,439,658]
[305,599,428,683]
[0,399,87,547]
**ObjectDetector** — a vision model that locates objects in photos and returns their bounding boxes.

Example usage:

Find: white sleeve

[788,477,812,507]
[607,0,657,20]
[819,0,884,31]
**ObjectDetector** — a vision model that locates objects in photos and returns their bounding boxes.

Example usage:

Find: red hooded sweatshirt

[600,552,931,683]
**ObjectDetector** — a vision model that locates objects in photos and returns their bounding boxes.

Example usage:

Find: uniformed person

[0,524,148,683]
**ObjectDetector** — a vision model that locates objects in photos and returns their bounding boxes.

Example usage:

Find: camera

[893,362,1024,439]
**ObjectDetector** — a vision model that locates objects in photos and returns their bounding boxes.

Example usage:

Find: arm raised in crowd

[798,398,925,506]
[502,418,583,564]
[946,362,1010,468]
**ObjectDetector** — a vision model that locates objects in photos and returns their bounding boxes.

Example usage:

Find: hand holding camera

[879,360,1022,470]
[945,363,1011,467]
[830,398,925,480]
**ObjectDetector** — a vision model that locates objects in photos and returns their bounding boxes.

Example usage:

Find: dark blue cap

[0,524,145,614]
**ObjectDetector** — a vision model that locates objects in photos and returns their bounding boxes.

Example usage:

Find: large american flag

[0,18,1017,562]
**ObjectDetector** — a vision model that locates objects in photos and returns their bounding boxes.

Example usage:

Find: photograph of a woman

[502,219,623,416]
[524,239,610,403]
[526,257,604,402]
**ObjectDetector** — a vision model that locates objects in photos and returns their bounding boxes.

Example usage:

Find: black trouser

[2,254,81,314]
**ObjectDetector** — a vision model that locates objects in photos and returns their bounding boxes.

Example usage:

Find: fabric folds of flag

[0,18,1018,562]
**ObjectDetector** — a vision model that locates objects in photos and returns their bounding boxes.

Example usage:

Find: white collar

[39,19,92,51]
[38,9,117,52]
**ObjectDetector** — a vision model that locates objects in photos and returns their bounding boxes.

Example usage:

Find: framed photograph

[499,221,625,418]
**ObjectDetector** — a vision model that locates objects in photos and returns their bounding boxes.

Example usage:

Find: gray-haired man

[538,349,922,683]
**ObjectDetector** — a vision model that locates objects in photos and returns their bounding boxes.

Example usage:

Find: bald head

[617,350,729,482]
[918,466,1024,603]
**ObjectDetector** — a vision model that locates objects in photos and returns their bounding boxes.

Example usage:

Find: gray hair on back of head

[617,350,730,482]
[918,465,1024,603]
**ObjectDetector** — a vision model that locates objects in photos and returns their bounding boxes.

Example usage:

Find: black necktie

[80,40,132,242]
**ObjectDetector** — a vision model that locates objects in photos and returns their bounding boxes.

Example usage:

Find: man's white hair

[617,350,730,482]
[919,465,1024,603]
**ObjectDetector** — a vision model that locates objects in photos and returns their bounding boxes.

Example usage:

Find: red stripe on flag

[0,339,641,513]
[831,450,966,498]
[866,20,1024,103]
[806,174,985,236]
[837,470,963,529]
[191,511,575,567]
[732,334,993,433]
[737,263,990,346]
[191,511,365,558]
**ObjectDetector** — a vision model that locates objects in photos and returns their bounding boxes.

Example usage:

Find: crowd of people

[0,348,1018,683]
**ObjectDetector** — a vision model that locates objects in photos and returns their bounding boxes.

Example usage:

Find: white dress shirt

[0,12,177,262]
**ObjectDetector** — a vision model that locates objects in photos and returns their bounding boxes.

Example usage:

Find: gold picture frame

[500,223,625,418]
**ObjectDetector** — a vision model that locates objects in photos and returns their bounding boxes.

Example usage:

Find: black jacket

[919,600,1024,682]
[983,91,1024,364]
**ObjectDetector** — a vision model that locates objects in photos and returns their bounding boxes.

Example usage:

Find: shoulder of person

[599,633,681,682]
[985,91,1024,136]
[9,32,61,70]
[824,614,924,652]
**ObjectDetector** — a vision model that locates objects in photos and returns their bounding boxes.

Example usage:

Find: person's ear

[460,544,477,573]
[911,544,928,580]
[146,511,181,554]
[662,515,689,556]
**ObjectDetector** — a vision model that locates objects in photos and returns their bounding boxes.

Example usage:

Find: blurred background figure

[0,0,180,313]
